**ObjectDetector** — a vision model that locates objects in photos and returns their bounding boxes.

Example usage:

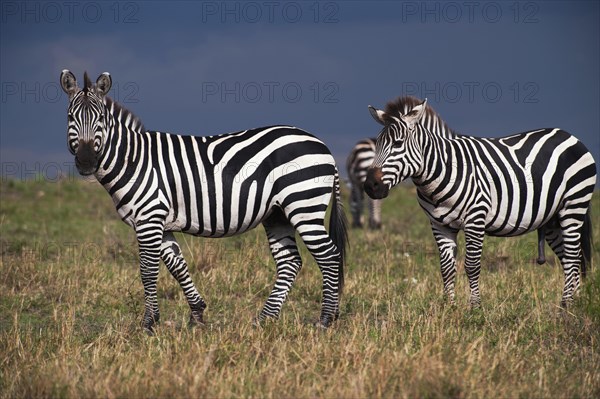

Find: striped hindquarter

[365,97,596,308]
[346,138,382,229]
[61,70,348,332]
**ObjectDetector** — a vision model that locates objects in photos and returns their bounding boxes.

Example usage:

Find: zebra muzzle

[75,141,99,176]
[364,167,389,199]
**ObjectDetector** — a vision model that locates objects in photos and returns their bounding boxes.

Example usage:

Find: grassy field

[1,177,599,398]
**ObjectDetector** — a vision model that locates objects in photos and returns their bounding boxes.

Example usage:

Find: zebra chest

[420,202,467,229]
[416,190,489,230]
[115,202,136,228]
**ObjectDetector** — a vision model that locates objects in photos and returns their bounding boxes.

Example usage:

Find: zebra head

[60,70,112,176]
[364,99,427,199]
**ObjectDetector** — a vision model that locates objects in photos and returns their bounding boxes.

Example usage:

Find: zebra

[346,138,382,229]
[346,100,458,229]
[364,96,596,308]
[60,70,348,333]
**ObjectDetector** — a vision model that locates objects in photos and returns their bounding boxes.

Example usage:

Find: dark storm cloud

[1,1,598,181]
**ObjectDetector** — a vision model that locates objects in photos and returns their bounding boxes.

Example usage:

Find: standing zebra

[60,70,348,332]
[364,96,596,307]
[346,99,459,229]
[346,138,382,229]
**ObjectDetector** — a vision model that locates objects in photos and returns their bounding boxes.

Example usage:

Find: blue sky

[1,1,599,181]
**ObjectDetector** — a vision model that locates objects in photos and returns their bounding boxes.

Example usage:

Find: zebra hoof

[188,301,207,327]
[189,313,205,328]
[143,325,156,336]
[469,299,482,309]
[443,296,456,307]
[252,318,263,328]
[252,314,277,328]
[142,312,160,335]
[314,321,329,329]
[315,314,337,329]
[560,299,572,309]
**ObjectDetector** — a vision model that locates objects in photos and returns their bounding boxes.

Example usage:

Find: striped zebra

[346,101,458,229]
[364,96,596,307]
[60,70,348,332]
[346,138,382,229]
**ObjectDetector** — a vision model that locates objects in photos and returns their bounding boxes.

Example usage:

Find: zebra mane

[384,96,458,137]
[83,71,93,92]
[104,96,146,133]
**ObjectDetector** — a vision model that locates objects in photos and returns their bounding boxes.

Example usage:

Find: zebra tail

[330,168,349,296]
[581,208,593,279]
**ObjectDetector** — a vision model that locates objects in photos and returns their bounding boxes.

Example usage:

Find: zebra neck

[412,131,455,197]
[94,103,145,189]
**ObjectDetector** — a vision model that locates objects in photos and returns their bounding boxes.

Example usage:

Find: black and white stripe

[365,96,596,307]
[61,70,348,332]
[346,106,456,230]
[346,138,382,229]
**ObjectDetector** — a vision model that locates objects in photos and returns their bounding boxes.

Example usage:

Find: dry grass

[1,178,599,398]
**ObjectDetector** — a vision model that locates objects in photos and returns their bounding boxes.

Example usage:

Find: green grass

[1,178,599,398]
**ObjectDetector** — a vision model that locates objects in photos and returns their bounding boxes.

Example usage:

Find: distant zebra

[364,96,596,307]
[346,138,382,229]
[60,70,348,332]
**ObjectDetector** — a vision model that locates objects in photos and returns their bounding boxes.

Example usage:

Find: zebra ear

[60,70,79,99]
[403,98,427,127]
[95,72,112,97]
[368,105,387,126]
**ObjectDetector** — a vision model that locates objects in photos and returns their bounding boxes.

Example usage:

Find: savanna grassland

[1,177,599,398]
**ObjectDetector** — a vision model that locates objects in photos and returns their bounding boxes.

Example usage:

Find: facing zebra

[364,96,596,308]
[60,70,348,332]
[346,98,459,230]
[346,138,382,229]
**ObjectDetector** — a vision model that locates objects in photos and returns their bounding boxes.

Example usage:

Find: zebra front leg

[432,224,458,304]
[257,216,302,324]
[368,198,382,229]
[464,224,485,308]
[161,232,207,327]
[136,220,165,334]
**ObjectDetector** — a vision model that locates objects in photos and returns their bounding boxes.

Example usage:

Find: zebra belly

[484,184,565,237]
[484,221,543,237]
[420,194,555,236]
[164,205,272,238]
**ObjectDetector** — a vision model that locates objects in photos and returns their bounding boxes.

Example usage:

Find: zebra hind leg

[555,211,585,307]
[538,218,561,265]
[544,226,564,263]
[349,183,364,228]
[161,232,207,327]
[294,221,342,328]
[256,209,303,325]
